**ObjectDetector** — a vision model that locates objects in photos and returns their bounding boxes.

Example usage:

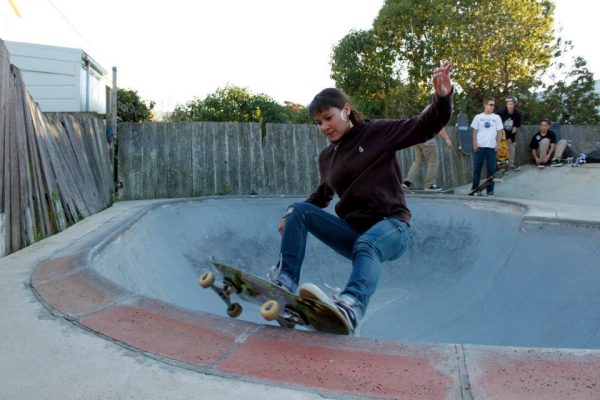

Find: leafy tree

[332,0,556,118]
[117,88,155,122]
[517,36,600,124]
[330,29,400,118]
[529,56,600,124]
[169,85,310,124]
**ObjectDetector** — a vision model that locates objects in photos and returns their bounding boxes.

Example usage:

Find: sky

[1,0,598,114]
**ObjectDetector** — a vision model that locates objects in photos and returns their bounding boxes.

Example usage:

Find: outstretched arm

[378,63,454,150]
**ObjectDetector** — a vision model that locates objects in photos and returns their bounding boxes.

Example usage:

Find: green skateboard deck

[198,258,351,335]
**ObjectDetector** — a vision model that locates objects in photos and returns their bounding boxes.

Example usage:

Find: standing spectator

[529,118,569,168]
[403,127,453,191]
[470,98,502,195]
[498,96,522,169]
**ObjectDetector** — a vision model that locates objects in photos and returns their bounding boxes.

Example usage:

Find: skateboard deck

[468,166,509,196]
[456,113,472,154]
[198,258,351,335]
[404,188,454,195]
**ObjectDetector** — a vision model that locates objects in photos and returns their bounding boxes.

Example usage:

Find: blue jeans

[472,147,497,193]
[277,202,412,321]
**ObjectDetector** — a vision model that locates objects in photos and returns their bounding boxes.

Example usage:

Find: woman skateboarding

[268,63,454,333]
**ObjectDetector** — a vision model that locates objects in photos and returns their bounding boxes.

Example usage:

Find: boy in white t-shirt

[470,98,503,195]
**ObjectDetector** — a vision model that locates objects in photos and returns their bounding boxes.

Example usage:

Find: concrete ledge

[466,345,600,399]
[28,198,600,400]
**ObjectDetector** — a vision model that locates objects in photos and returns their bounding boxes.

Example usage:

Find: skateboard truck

[199,271,307,326]
[267,302,306,326]
[199,272,243,318]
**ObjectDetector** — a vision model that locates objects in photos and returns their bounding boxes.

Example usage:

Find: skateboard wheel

[260,299,281,321]
[227,303,243,318]
[198,271,215,288]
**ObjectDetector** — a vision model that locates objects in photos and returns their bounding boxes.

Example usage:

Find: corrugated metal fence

[0,39,113,256]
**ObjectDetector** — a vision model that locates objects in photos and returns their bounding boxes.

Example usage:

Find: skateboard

[404,188,454,195]
[456,113,472,154]
[198,258,351,335]
[468,165,509,196]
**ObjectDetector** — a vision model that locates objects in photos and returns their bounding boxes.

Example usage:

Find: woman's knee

[284,202,322,224]
[353,238,381,260]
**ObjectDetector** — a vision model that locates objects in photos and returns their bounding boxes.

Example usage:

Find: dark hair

[540,118,550,125]
[484,97,495,105]
[308,88,364,124]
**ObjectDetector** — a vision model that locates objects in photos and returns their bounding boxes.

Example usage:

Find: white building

[5,40,111,114]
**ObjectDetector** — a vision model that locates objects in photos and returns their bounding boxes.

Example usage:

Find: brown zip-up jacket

[306,92,452,232]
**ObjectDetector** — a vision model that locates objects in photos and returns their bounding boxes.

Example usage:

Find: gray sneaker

[298,283,356,333]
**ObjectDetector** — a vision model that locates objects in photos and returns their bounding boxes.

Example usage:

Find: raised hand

[432,62,452,97]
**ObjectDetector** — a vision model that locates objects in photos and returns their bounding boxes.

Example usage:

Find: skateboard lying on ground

[404,187,454,195]
[198,258,351,335]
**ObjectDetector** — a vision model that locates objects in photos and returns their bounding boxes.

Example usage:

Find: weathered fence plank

[29,95,65,231]
[190,122,204,196]
[154,123,167,198]
[130,122,145,200]
[22,87,49,239]
[142,122,158,199]
[8,67,20,251]
[0,38,113,256]
[0,43,9,255]
[247,123,264,195]
[14,68,35,247]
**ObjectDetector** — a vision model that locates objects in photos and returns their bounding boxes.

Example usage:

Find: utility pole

[110,66,119,192]
[111,66,117,137]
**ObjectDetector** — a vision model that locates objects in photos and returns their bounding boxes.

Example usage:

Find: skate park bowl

[31,194,600,399]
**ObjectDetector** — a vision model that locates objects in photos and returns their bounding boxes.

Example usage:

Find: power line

[45,0,101,56]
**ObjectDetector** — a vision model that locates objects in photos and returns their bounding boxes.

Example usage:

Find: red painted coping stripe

[31,250,600,400]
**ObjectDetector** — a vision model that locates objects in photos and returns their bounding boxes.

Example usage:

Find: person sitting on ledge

[529,118,568,168]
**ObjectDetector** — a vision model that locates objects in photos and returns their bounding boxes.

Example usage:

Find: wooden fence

[118,122,328,199]
[0,39,113,257]
[119,120,600,201]
[118,122,475,200]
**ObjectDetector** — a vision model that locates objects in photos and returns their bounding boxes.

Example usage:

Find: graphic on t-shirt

[504,118,513,132]
[484,121,492,128]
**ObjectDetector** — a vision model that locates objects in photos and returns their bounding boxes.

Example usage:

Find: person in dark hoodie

[267,63,453,333]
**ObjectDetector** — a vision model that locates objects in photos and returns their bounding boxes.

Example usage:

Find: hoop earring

[340,110,348,122]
